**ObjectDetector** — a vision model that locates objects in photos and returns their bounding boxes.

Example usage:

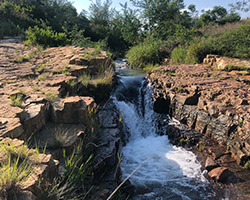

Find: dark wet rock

[120,179,135,196]
[153,96,170,114]
[91,189,109,200]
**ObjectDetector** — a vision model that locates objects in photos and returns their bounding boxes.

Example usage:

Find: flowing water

[112,60,222,200]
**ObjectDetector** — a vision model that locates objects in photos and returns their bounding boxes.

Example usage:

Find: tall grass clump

[0,140,33,197]
[126,35,163,68]
[79,65,114,103]
[10,94,22,107]
[35,143,93,200]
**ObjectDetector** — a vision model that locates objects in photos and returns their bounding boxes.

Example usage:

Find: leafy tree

[114,2,142,46]
[229,0,250,12]
[40,0,78,32]
[199,6,240,26]
[89,0,115,26]
[129,0,185,38]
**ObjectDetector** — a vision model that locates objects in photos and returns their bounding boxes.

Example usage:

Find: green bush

[171,23,250,65]
[126,35,163,68]
[24,26,68,47]
[0,21,22,37]
[171,45,188,64]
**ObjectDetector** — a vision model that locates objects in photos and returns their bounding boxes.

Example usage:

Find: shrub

[0,21,22,37]
[24,26,68,47]
[126,35,163,68]
[171,45,188,64]
[170,22,250,65]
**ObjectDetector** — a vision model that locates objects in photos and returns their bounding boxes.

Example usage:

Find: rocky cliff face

[147,64,250,167]
[0,38,121,200]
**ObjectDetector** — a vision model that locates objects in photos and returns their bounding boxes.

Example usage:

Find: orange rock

[208,167,228,182]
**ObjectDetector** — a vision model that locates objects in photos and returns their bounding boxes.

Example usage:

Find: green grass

[143,64,160,73]
[12,55,30,63]
[79,73,91,87]
[35,142,93,200]
[0,140,33,192]
[126,36,163,69]
[37,73,49,81]
[67,79,77,87]
[52,126,77,148]
[10,94,22,107]
[0,156,33,190]
[32,86,40,91]
[44,92,58,103]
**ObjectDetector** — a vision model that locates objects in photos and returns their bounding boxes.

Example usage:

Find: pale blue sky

[73,0,249,19]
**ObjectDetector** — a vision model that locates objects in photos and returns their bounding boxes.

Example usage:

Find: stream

[111,59,230,200]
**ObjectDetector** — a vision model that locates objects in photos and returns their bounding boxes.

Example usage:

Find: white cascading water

[112,60,217,199]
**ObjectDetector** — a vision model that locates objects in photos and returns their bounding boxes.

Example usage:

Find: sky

[72,0,250,19]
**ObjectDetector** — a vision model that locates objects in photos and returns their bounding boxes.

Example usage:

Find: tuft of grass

[52,127,77,148]
[0,156,33,191]
[67,79,77,87]
[178,85,183,91]
[45,92,58,103]
[79,73,91,87]
[244,160,250,169]
[61,65,70,76]
[32,86,40,92]
[238,118,243,128]
[0,140,33,191]
[165,70,177,76]
[143,63,159,73]
[191,72,199,77]
[36,64,46,73]
[35,142,93,200]
[37,73,49,81]
[10,94,22,107]
[18,87,26,95]
[92,67,113,86]
[12,55,30,63]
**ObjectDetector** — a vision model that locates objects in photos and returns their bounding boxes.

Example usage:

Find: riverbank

[147,63,250,198]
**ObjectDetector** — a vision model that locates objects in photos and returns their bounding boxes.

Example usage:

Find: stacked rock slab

[203,54,250,71]
[147,64,250,167]
[0,39,117,199]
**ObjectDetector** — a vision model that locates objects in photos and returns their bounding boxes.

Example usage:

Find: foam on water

[113,72,215,199]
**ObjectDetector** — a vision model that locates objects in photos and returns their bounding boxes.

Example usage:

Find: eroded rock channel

[1,37,250,200]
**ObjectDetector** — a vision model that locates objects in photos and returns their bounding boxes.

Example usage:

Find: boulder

[92,189,109,200]
[33,122,85,159]
[205,157,220,171]
[18,191,37,200]
[51,96,95,124]
[22,103,50,140]
[208,167,228,182]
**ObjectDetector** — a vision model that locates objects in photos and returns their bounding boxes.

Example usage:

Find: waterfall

[111,64,218,199]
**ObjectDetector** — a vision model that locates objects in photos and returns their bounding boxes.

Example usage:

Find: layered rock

[203,54,250,71]
[147,64,250,167]
[0,39,119,199]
